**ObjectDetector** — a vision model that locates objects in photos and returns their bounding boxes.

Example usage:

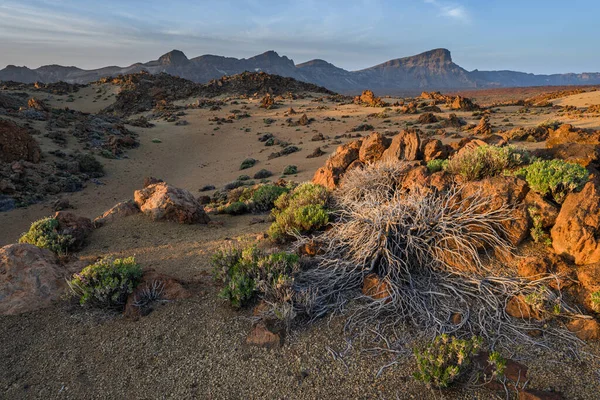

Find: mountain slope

[2,48,600,93]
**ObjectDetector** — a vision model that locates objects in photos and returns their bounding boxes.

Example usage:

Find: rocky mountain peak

[158,50,190,66]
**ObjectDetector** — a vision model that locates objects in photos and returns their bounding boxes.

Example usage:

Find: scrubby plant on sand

[76,153,105,176]
[68,257,143,309]
[268,182,330,242]
[414,335,482,388]
[445,144,529,180]
[211,244,300,308]
[281,160,582,349]
[220,201,248,215]
[240,158,257,170]
[19,217,74,255]
[515,159,588,203]
[251,184,289,212]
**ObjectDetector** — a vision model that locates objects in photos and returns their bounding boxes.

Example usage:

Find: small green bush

[528,207,551,245]
[68,257,143,309]
[253,169,272,179]
[414,334,483,388]
[426,159,448,173]
[19,217,74,254]
[240,158,257,170]
[221,201,248,215]
[538,119,561,130]
[268,183,330,241]
[446,145,529,181]
[515,159,588,203]
[283,165,298,175]
[211,245,299,308]
[237,174,251,181]
[590,291,600,313]
[251,184,289,212]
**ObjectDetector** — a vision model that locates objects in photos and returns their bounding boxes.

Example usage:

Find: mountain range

[2,48,600,94]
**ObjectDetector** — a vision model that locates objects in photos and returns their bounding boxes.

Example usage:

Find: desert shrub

[224,180,245,191]
[19,217,74,254]
[590,291,600,313]
[445,144,529,180]
[251,184,289,212]
[528,207,551,245]
[538,119,561,130]
[240,158,257,170]
[76,153,104,176]
[414,335,483,388]
[268,183,330,241]
[253,169,272,179]
[68,257,142,309]
[283,165,298,175]
[211,244,299,308]
[426,159,448,173]
[515,159,588,203]
[221,201,248,215]
[237,174,251,181]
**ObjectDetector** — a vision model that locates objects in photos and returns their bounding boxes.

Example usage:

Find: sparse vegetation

[426,159,448,173]
[283,165,297,175]
[211,244,299,308]
[446,144,529,180]
[240,158,257,170]
[268,182,330,241]
[76,153,105,176]
[414,335,483,388]
[515,159,589,203]
[68,257,143,309]
[19,217,74,255]
[251,184,289,212]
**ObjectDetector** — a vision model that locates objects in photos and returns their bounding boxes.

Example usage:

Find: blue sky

[0,0,597,74]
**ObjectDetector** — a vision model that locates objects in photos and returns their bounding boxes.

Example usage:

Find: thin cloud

[424,0,470,22]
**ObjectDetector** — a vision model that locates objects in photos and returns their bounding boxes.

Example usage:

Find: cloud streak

[424,0,469,22]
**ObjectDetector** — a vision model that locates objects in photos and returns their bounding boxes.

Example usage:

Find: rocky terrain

[3,48,600,93]
[3,74,600,399]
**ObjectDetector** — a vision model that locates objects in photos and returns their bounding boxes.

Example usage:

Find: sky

[0,0,598,74]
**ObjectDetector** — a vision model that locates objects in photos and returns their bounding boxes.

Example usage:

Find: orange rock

[506,295,543,320]
[362,274,392,301]
[566,318,600,341]
[381,129,422,162]
[134,182,210,224]
[246,323,282,349]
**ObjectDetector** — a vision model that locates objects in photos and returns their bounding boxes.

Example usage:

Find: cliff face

[2,48,600,93]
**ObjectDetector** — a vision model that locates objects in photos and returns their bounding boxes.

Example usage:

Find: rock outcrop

[0,119,41,163]
[134,182,210,224]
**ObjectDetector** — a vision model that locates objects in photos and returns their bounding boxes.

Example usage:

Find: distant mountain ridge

[2,48,600,94]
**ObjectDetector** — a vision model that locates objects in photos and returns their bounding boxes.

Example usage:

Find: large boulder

[551,182,600,265]
[358,132,390,163]
[134,182,210,224]
[0,118,41,163]
[0,244,65,315]
[312,140,362,189]
[546,124,600,148]
[461,176,530,246]
[381,129,421,162]
[421,138,449,162]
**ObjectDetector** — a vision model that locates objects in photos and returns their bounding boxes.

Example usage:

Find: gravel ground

[2,215,600,399]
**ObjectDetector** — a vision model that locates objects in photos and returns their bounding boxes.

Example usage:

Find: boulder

[93,199,140,227]
[421,139,449,162]
[0,118,41,163]
[537,143,600,168]
[54,211,93,250]
[473,116,492,136]
[381,129,421,162]
[506,295,543,320]
[312,140,362,189]
[566,318,600,341]
[0,243,65,315]
[417,112,437,124]
[516,254,574,290]
[448,95,478,111]
[358,132,391,163]
[546,124,600,148]
[524,191,559,229]
[461,176,530,246]
[134,182,210,224]
[123,269,190,318]
[354,90,386,107]
[246,322,282,349]
[551,182,600,265]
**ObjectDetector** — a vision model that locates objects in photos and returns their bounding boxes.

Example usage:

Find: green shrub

[283,165,298,175]
[211,245,299,308]
[515,159,588,203]
[268,183,330,241]
[240,158,257,170]
[221,201,248,215]
[253,169,272,179]
[426,159,448,173]
[538,119,561,130]
[237,174,251,181]
[19,217,74,254]
[590,291,600,313]
[68,257,143,309]
[528,207,551,245]
[251,184,289,212]
[446,145,529,181]
[414,334,483,388]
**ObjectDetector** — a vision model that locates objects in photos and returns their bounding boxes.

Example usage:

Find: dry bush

[289,160,582,348]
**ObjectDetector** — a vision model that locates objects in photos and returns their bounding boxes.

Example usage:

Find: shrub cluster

[268,183,330,241]
[515,159,588,203]
[19,217,74,255]
[446,144,529,180]
[426,159,448,173]
[211,244,299,308]
[414,335,483,388]
[68,257,143,309]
